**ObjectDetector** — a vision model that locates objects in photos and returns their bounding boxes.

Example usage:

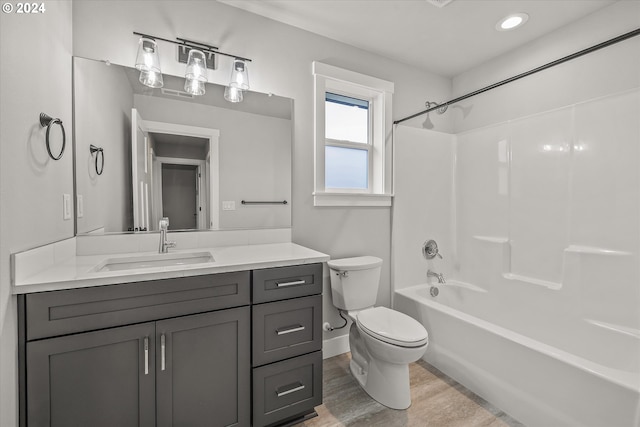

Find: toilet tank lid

[327,256,383,271]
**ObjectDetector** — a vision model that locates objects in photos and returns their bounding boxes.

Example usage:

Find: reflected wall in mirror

[73,57,292,234]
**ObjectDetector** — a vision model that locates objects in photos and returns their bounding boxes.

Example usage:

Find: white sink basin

[93,252,214,272]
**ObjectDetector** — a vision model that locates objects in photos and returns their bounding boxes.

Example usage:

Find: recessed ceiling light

[496,13,529,31]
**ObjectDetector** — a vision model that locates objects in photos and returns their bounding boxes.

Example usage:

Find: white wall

[0,1,73,425]
[451,1,640,133]
[72,0,452,338]
[393,1,640,331]
[391,126,455,294]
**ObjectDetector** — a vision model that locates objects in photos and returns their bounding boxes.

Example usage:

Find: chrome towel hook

[39,113,66,160]
[89,144,104,175]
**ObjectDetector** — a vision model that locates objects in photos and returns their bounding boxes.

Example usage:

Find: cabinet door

[26,322,155,427]
[156,306,250,427]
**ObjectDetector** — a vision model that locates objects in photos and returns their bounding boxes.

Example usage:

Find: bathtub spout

[427,270,446,284]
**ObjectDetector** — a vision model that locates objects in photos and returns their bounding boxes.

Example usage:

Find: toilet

[327,256,428,410]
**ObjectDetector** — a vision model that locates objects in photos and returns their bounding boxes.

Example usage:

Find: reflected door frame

[142,120,220,230]
[155,157,206,230]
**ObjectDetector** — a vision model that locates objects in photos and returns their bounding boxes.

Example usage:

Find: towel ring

[39,113,66,160]
[89,144,104,175]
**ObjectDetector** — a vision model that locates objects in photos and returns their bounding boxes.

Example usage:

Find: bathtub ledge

[502,273,562,290]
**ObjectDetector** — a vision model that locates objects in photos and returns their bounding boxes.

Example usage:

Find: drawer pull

[276,325,306,335]
[276,279,306,288]
[144,336,149,375]
[276,382,305,397]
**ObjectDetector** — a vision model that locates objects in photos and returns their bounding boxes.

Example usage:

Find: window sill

[313,192,392,207]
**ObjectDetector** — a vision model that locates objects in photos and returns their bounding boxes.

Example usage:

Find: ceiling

[218,0,616,77]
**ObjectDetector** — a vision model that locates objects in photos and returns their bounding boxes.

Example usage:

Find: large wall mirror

[73,57,292,234]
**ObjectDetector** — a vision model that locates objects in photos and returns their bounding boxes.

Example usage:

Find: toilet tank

[327,256,383,310]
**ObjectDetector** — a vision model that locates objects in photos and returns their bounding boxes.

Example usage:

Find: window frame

[312,62,394,207]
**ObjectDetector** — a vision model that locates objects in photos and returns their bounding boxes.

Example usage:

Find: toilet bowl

[327,257,429,409]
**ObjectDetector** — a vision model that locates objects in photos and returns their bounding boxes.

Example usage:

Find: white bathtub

[394,283,640,427]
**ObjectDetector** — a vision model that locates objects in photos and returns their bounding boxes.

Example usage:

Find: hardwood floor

[301,353,524,427]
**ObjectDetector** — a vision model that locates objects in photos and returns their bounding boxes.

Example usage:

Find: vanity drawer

[25,271,250,340]
[252,295,322,367]
[252,351,322,427]
[252,263,322,303]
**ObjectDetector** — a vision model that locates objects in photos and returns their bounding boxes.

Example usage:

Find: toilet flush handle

[336,271,349,278]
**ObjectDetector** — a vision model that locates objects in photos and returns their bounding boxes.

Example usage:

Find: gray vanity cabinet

[156,307,250,427]
[19,265,324,427]
[26,322,156,427]
[251,263,323,427]
[19,272,251,427]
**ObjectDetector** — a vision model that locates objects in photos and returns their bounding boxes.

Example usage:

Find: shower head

[425,101,448,114]
[422,101,447,129]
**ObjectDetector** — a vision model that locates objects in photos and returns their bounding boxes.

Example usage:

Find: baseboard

[323,334,350,359]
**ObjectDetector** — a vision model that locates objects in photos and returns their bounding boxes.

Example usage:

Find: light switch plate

[77,195,84,218]
[63,194,72,220]
[222,201,236,211]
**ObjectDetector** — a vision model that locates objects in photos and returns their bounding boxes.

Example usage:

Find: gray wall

[75,57,134,233]
[152,137,208,160]
[0,2,73,425]
[135,95,292,229]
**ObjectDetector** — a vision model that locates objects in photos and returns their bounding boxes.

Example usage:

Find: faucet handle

[422,240,443,260]
[159,217,169,230]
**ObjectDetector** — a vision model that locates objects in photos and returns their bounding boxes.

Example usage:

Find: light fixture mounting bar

[176,37,218,52]
[177,45,217,70]
[133,31,252,62]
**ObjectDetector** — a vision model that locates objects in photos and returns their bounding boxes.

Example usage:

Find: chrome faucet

[427,269,446,284]
[158,217,176,253]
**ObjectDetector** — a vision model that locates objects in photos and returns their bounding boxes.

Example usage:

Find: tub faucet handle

[423,240,443,260]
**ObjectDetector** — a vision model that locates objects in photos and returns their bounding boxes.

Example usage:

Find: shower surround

[392,84,639,426]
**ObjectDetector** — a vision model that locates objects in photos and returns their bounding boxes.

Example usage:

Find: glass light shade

[184,49,207,95]
[135,37,163,88]
[135,37,161,73]
[229,58,249,90]
[139,69,163,88]
[185,78,205,96]
[224,85,243,103]
[185,49,207,82]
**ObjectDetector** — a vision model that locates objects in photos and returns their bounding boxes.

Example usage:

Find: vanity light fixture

[135,37,163,88]
[224,85,244,103]
[133,32,252,101]
[229,58,250,90]
[496,13,529,31]
[184,49,208,96]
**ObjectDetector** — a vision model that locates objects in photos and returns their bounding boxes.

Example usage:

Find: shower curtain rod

[394,28,640,125]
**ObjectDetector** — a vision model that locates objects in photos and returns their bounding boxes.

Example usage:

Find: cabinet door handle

[276,325,305,335]
[144,337,149,375]
[276,279,306,287]
[161,333,166,371]
[276,382,305,397]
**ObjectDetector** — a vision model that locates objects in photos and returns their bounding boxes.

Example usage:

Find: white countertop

[13,243,329,294]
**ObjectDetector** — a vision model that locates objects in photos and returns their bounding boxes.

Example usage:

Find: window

[313,62,394,207]
[325,92,371,190]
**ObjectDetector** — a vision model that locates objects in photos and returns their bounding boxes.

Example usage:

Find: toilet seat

[356,307,428,348]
